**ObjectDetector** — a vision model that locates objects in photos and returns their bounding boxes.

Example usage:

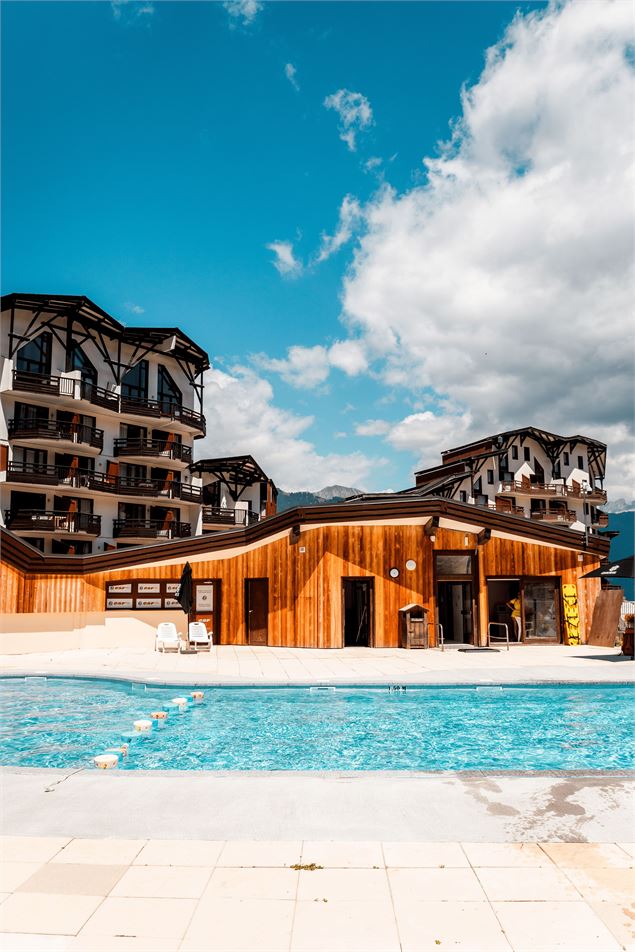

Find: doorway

[245,578,268,646]
[486,578,562,643]
[342,578,374,647]
[437,581,474,644]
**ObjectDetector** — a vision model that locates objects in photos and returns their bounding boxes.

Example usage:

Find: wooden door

[246,579,268,645]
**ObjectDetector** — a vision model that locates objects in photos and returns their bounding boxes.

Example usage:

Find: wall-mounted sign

[196,584,214,612]
[106,598,134,609]
[138,583,160,594]
[165,582,180,594]
[136,598,162,609]
[164,597,181,609]
[108,584,132,594]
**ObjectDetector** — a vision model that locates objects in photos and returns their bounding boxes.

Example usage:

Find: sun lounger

[188,621,212,650]
[155,622,183,653]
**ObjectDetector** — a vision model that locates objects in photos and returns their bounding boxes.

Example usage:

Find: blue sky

[3,1,632,496]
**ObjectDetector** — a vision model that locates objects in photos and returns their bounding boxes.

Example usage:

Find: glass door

[522,579,561,642]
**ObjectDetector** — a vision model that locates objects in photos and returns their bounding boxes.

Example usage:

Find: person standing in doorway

[507,595,522,641]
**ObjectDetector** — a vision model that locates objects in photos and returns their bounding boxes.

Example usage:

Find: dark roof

[1,293,209,372]
[190,455,274,490]
[437,426,606,468]
[0,495,609,575]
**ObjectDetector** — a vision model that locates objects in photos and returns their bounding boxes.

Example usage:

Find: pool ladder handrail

[487,621,510,651]
[437,622,444,651]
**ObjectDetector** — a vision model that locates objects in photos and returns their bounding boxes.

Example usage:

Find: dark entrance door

[342,578,374,647]
[437,581,474,644]
[245,578,268,645]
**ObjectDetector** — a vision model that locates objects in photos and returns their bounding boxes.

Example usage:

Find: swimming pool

[0,678,633,772]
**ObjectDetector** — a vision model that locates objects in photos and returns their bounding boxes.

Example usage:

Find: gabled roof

[437,426,606,468]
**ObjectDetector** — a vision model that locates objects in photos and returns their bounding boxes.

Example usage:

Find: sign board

[138,583,160,594]
[106,598,134,609]
[196,584,214,612]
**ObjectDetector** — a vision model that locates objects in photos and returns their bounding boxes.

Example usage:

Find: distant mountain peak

[314,485,362,501]
[276,485,362,513]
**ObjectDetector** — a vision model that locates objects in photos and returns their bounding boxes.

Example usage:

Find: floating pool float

[171,697,188,711]
[191,691,204,702]
[150,710,168,720]
[94,753,118,769]
[107,744,129,757]
[133,719,152,733]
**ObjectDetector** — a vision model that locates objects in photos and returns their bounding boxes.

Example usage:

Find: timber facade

[0,497,607,649]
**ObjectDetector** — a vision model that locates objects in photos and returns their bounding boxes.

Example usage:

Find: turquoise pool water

[0,678,633,772]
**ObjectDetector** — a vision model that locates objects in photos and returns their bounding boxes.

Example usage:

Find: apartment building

[0,293,275,554]
[410,426,608,535]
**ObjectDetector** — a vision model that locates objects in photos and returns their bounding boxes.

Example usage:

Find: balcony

[592,511,610,528]
[5,463,202,501]
[8,418,104,451]
[202,507,260,528]
[113,438,192,463]
[529,508,577,525]
[10,371,205,434]
[4,509,101,535]
[499,479,607,504]
[495,500,525,516]
[112,518,191,540]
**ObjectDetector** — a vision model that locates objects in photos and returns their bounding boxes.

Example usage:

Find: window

[121,360,148,402]
[563,452,569,466]
[435,554,472,576]
[459,490,467,503]
[52,539,92,555]
[14,402,48,426]
[487,469,494,485]
[67,341,97,386]
[523,447,531,461]
[578,455,584,469]
[29,538,45,552]
[474,477,482,494]
[511,446,518,460]
[157,366,182,411]
[16,333,52,375]
[554,462,561,479]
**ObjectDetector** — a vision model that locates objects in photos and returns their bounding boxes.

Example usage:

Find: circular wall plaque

[389,567,400,579]
[406,559,417,571]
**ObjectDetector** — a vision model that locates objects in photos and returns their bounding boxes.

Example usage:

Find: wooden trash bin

[399,603,429,648]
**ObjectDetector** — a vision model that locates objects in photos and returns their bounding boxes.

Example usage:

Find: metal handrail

[488,621,510,651]
[437,622,444,651]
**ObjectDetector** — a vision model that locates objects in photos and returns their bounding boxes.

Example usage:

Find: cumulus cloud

[223,0,262,27]
[314,195,364,263]
[257,339,368,390]
[124,302,145,315]
[200,366,382,491]
[284,63,300,91]
[266,240,303,277]
[111,1,154,23]
[339,0,635,498]
[324,89,373,151]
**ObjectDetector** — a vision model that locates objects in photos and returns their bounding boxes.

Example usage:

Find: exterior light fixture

[389,567,400,579]
[406,559,416,571]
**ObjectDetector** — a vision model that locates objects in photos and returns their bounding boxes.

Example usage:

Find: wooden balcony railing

[592,512,609,528]
[113,438,192,463]
[8,418,104,450]
[529,509,577,524]
[6,463,201,501]
[4,509,101,535]
[499,479,607,503]
[112,519,191,539]
[11,371,205,433]
[202,507,260,527]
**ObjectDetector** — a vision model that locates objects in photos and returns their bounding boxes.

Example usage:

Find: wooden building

[0,496,608,649]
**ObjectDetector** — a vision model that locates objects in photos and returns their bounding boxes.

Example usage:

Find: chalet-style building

[351,427,608,537]
[0,294,275,554]
[190,456,278,532]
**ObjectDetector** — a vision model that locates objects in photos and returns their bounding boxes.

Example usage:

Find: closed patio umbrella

[581,555,634,580]
[176,561,193,615]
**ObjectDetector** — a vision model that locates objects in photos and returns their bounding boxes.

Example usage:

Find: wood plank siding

[1,518,604,647]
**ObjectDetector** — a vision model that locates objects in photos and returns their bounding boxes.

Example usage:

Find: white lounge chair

[155,622,182,653]
[188,621,212,651]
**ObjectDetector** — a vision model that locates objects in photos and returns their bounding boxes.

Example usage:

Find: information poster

[196,584,214,612]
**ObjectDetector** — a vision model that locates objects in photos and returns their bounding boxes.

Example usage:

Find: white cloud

[265,240,303,277]
[199,366,382,491]
[257,345,330,390]
[223,0,262,27]
[364,156,383,173]
[111,1,154,23]
[324,89,373,152]
[315,195,364,263]
[337,0,635,499]
[284,63,299,91]
[124,302,145,315]
[257,339,368,390]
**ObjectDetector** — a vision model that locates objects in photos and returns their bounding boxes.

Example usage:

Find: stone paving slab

[1,644,634,686]
[0,838,632,951]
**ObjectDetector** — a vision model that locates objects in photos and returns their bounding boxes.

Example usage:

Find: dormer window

[578,455,584,469]
[511,446,518,460]
[523,447,531,461]
[122,360,149,402]
[157,366,182,412]
[563,452,569,466]
[16,332,52,375]
[68,341,97,387]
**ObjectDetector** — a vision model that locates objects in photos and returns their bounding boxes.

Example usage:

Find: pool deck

[2,642,634,686]
[2,645,634,949]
